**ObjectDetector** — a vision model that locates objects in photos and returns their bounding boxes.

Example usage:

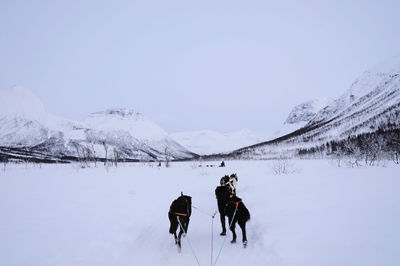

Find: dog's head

[230,173,238,181]
[220,175,230,186]
[179,192,192,205]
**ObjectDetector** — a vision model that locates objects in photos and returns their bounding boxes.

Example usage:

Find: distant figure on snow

[219,161,225,167]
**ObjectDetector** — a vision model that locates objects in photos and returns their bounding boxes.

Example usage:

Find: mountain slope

[268,98,332,139]
[303,55,400,140]
[82,109,195,161]
[222,55,400,159]
[284,98,332,125]
[0,87,196,162]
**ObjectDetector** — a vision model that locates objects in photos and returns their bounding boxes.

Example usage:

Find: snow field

[0,160,399,266]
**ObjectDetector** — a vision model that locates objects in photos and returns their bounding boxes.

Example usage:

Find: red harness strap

[228,201,240,208]
[228,195,241,209]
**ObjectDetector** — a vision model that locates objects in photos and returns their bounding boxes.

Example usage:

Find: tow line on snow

[192,206,218,266]
[210,210,217,266]
[213,206,238,266]
[193,205,215,218]
[180,205,237,266]
[177,216,201,266]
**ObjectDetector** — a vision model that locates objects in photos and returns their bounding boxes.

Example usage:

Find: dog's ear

[181,192,183,196]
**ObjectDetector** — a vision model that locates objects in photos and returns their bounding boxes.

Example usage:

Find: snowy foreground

[0,160,399,266]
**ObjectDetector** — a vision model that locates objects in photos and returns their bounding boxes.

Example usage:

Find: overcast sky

[1,0,399,135]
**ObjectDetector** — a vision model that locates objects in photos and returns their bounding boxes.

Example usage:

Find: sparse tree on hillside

[102,141,108,166]
[83,147,92,168]
[165,147,171,168]
[113,148,119,167]
[388,130,400,164]
[71,142,83,166]
[90,143,97,167]
[2,156,7,171]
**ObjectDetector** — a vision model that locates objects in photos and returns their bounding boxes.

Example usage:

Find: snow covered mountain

[269,98,332,139]
[0,87,196,162]
[284,98,332,125]
[0,86,49,147]
[82,109,195,161]
[303,55,400,140]
[221,55,400,159]
[170,129,261,155]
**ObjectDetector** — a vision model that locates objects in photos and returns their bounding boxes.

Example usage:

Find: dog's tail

[242,204,251,222]
[168,212,178,234]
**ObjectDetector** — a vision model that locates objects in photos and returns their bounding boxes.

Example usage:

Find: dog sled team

[168,173,251,252]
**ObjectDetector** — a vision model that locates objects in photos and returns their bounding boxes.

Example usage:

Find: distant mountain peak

[90,108,143,118]
[0,86,46,121]
[170,129,261,155]
[85,108,167,141]
[224,54,400,160]
[284,98,331,125]
[312,54,400,125]
[0,89,196,161]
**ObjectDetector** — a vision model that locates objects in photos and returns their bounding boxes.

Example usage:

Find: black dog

[215,174,239,235]
[168,192,192,250]
[224,194,250,247]
[215,182,231,235]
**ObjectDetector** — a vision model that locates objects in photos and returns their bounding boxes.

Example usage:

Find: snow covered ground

[0,160,399,266]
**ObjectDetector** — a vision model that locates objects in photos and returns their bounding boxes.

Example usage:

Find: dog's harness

[226,201,241,209]
[171,212,188,216]
[227,194,241,209]
[231,201,240,209]
[169,196,191,217]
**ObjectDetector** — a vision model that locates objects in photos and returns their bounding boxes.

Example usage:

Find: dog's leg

[184,217,190,236]
[229,216,237,243]
[239,221,247,248]
[177,217,185,249]
[177,227,183,249]
[174,231,178,245]
[220,213,226,235]
[172,219,178,245]
[177,230,182,253]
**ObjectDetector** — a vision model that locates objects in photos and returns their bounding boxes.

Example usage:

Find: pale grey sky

[1,0,399,135]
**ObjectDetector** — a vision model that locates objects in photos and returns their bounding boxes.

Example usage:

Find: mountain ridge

[205,55,400,160]
[0,88,196,162]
